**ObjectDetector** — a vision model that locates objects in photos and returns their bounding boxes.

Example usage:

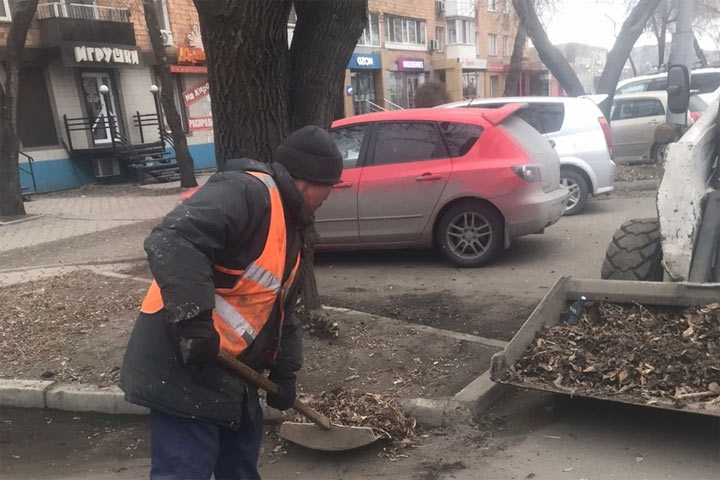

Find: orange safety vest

[140,171,301,358]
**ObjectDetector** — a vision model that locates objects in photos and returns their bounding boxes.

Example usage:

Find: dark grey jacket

[120,158,312,430]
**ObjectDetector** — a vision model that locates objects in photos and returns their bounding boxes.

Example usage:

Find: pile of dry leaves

[288,388,418,457]
[505,302,720,405]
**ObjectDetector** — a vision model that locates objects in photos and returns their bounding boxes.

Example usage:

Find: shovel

[217,351,381,451]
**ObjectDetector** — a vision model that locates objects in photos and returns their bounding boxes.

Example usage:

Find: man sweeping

[120,126,343,479]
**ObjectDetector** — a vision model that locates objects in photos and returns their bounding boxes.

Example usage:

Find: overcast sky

[544,0,719,51]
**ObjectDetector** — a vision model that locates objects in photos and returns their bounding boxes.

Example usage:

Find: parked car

[315,106,568,267]
[441,96,615,215]
[615,67,720,104]
[610,91,706,164]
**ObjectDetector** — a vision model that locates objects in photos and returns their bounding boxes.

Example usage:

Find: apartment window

[0,0,10,20]
[358,13,381,46]
[447,19,475,45]
[488,0,498,12]
[503,35,510,56]
[503,0,510,14]
[488,34,498,56]
[386,15,427,46]
[435,26,445,51]
[152,0,170,31]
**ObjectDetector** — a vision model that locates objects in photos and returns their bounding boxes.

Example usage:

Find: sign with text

[188,116,213,131]
[170,65,208,74]
[460,58,488,70]
[397,57,425,71]
[61,42,141,68]
[178,46,206,65]
[183,82,210,106]
[348,53,381,70]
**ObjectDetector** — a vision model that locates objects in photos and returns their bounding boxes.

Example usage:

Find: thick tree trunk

[289,0,367,311]
[657,22,667,70]
[289,0,367,131]
[504,26,526,96]
[512,0,585,96]
[193,0,292,168]
[0,0,38,218]
[693,34,708,67]
[595,0,661,118]
[143,1,197,188]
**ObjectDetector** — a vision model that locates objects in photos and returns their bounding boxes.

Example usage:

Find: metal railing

[18,152,37,194]
[37,2,131,22]
[384,99,404,110]
[365,100,387,112]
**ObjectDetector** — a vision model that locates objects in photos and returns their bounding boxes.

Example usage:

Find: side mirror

[666,64,690,114]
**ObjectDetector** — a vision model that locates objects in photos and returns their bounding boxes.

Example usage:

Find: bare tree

[0,0,39,218]
[143,0,197,188]
[693,34,708,67]
[504,25,527,96]
[414,81,451,107]
[511,0,585,96]
[192,0,367,314]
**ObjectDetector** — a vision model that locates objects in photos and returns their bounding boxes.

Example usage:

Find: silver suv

[442,97,615,215]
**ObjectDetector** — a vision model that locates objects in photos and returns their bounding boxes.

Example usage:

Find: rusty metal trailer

[490,277,720,417]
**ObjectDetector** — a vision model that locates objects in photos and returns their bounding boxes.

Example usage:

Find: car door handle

[416,173,443,181]
[333,181,353,189]
[649,119,661,125]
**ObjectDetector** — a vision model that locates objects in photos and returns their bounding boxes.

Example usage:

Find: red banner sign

[188,116,213,131]
[170,65,208,74]
[183,82,210,106]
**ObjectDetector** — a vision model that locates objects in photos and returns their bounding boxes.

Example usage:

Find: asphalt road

[316,194,657,340]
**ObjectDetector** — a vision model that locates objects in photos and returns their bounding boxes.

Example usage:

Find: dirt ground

[0,270,493,399]
[614,164,660,182]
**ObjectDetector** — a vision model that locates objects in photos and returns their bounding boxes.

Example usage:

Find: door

[314,124,368,244]
[358,121,452,243]
[610,98,665,161]
[352,71,375,115]
[80,71,119,145]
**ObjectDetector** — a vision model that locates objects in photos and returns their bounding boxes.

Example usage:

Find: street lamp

[98,84,116,145]
[150,84,165,138]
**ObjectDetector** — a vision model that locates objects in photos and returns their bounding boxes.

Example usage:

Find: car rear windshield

[438,122,483,157]
[471,102,565,134]
[689,96,708,112]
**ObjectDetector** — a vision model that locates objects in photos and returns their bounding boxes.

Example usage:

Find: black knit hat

[275,126,343,186]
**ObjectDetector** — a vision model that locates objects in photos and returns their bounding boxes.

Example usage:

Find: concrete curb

[1,307,512,428]
[613,179,659,192]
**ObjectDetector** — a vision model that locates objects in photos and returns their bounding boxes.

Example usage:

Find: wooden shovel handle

[217,351,331,430]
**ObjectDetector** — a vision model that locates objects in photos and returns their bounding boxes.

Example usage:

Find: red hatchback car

[314,105,568,267]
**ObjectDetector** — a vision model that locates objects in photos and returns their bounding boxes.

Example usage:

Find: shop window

[447,19,475,45]
[358,13,380,46]
[488,34,498,56]
[18,68,59,148]
[173,76,189,132]
[385,16,426,46]
[372,123,446,165]
[331,124,366,169]
[462,72,477,99]
[438,122,483,157]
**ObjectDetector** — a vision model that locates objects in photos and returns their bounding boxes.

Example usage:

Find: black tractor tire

[601,218,663,281]
[436,200,504,268]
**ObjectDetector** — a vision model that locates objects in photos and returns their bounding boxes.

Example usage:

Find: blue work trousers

[150,408,264,480]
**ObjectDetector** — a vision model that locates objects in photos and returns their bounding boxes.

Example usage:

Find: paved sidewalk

[0,195,180,253]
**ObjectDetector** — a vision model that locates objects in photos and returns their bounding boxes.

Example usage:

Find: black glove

[178,311,220,365]
[266,373,296,411]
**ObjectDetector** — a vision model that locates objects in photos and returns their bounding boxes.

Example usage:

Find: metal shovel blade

[279,422,381,451]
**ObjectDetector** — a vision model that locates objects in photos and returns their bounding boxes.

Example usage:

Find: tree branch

[512,0,585,96]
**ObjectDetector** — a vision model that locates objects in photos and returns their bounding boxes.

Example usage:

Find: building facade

[1,0,519,193]
[341,0,520,116]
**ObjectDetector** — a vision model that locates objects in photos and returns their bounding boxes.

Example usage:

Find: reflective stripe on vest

[139,171,301,358]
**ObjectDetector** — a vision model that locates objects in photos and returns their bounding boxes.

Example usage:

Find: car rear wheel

[437,201,503,267]
[560,169,589,216]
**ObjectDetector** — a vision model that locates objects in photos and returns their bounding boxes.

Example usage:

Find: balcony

[37,2,136,47]
[445,0,475,18]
